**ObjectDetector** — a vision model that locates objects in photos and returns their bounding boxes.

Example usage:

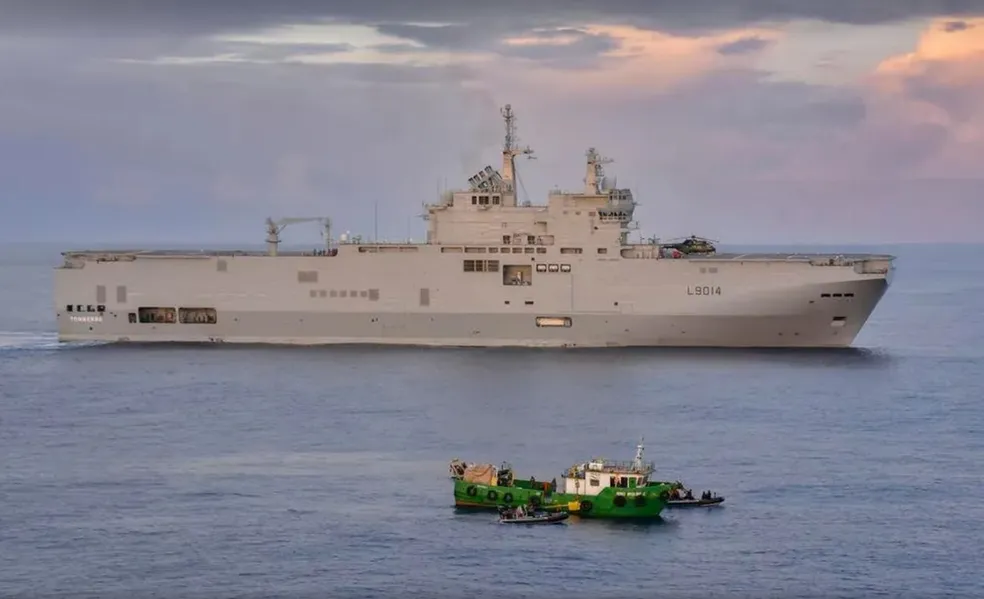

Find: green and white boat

[449,439,676,520]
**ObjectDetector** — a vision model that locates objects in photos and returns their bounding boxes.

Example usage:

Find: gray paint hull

[57,278,888,348]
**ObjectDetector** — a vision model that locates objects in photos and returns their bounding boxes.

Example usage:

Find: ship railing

[579,459,655,474]
[808,255,853,267]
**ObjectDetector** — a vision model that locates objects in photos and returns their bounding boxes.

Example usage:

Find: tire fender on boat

[466,485,477,497]
[486,489,498,501]
[503,492,514,504]
[579,500,593,513]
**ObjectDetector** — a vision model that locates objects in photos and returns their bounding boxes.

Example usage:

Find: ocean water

[1,242,982,598]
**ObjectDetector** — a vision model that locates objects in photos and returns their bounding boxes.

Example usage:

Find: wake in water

[0,331,104,351]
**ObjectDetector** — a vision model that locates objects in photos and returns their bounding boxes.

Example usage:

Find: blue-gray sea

[1,242,982,599]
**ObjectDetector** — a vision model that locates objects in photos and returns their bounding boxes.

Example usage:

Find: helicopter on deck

[662,235,718,255]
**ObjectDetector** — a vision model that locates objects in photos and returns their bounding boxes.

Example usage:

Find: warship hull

[53,104,894,347]
[54,250,892,348]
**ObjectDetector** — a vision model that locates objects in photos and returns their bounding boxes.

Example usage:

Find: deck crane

[265,216,332,256]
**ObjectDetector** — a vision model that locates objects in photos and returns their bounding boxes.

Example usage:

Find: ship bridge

[424,111,638,249]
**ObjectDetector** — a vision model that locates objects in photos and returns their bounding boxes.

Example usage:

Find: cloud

[496,29,621,69]
[3,0,984,37]
[942,20,974,32]
[716,35,772,55]
[2,4,984,243]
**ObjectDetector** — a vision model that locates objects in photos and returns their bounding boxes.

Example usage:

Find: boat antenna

[500,104,535,207]
[632,436,645,470]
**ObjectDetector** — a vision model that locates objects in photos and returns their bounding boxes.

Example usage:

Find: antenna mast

[584,147,613,195]
[500,104,534,206]
[632,436,646,470]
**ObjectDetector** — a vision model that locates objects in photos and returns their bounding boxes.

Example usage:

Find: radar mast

[584,147,613,195]
[500,104,535,206]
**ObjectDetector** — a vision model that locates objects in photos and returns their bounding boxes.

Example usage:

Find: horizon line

[3,240,983,248]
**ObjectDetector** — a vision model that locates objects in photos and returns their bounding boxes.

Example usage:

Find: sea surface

[1,242,982,599]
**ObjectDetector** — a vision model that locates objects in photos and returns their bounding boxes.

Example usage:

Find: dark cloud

[2,0,983,38]
[716,36,771,55]
[942,19,973,31]
[494,31,620,69]
[370,24,620,68]
[374,24,477,50]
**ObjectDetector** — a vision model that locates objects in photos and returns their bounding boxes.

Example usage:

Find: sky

[1,1,984,245]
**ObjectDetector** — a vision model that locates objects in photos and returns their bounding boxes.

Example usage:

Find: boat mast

[499,104,534,207]
[632,436,645,470]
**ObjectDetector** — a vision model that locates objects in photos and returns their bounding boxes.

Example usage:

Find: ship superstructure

[54,104,894,348]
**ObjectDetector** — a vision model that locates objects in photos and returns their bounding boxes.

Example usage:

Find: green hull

[453,479,672,520]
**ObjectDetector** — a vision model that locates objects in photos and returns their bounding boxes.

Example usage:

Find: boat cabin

[560,439,655,496]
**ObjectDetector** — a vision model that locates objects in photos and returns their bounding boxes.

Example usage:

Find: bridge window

[536,264,547,272]
[472,195,478,205]
[560,248,582,254]
[597,248,607,254]
[492,195,500,205]
[463,259,499,272]
[560,264,571,272]
[527,235,536,245]
[138,307,176,324]
[179,307,217,324]
[502,235,511,244]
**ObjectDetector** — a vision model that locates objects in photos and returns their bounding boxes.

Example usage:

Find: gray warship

[54,104,894,347]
